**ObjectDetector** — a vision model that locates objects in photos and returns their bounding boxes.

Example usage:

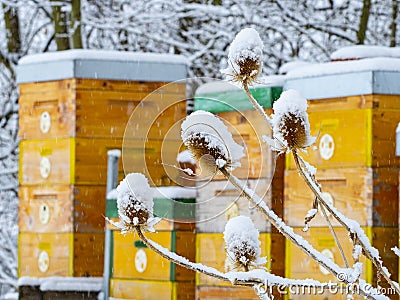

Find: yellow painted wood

[110,279,195,300]
[286,108,400,169]
[112,230,195,281]
[285,227,372,287]
[18,233,73,277]
[196,286,257,300]
[196,233,270,286]
[18,232,104,278]
[19,138,74,185]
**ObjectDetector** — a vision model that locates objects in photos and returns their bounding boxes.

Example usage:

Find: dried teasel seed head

[222,28,263,85]
[115,173,154,232]
[223,216,264,272]
[181,111,244,173]
[271,89,315,152]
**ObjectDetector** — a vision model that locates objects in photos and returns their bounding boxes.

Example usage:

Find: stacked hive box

[106,187,196,299]
[194,80,285,299]
[284,56,400,298]
[17,50,187,279]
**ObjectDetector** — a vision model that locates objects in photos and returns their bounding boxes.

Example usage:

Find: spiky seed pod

[270,89,315,152]
[222,28,263,85]
[108,173,159,234]
[181,111,244,174]
[223,216,264,272]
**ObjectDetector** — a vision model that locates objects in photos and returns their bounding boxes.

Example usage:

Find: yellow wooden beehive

[284,57,400,296]
[17,50,188,279]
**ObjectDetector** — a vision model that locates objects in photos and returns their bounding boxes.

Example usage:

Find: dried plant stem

[320,204,349,268]
[243,82,273,128]
[292,151,400,296]
[135,226,331,291]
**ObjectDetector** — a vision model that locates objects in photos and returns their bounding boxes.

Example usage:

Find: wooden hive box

[111,230,196,282]
[285,61,400,170]
[195,179,273,233]
[196,286,258,300]
[284,167,399,227]
[110,279,195,300]
[196,233,270,287]
[194,80,283,180]
[285,227,398,299]
[18,232,104,277]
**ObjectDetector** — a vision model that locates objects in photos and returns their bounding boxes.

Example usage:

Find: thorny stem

[219,168,376,300]
[243,82,273,128]
[292,150,400,296]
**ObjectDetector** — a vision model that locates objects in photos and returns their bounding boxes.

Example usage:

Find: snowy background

[1,0,400,295]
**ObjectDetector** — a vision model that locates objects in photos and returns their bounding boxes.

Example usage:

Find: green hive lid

[194,77,283,113]
[106,187,196,220]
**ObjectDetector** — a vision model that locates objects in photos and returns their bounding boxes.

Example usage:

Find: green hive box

[106,187,196,221]
[194,79,283,113]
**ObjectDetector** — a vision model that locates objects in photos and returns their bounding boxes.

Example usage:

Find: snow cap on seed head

[268,89,315,153]
[107,173,160,234]
[222,28,263,85]
[223,216,265,272]
[181,110,244,174]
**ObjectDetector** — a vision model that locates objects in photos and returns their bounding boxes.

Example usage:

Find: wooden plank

[18,233,73,277]
[18,185,74,233]
[196,233,270,286]
[196,286,257,300]
[112,230,195,281]
[284,167,398,227]
[195,179,272,233]
[285,227,371,284]
[110,279,195,300]
[307,94,400,112]
[286,109,372,169]
[284,168,373,227]
[73,233,104,277]
[19,138,74,185]
[75,79,186,94]
[73,186,106,233]
[19,79,76,96]
[213,110,275,180]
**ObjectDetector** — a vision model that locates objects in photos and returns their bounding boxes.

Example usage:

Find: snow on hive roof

[17,49,188,83]
[286,57,400,79]
[278,61,314,75]
[39,277,102,292]
[19,49,189,65]
[331,45,400,61]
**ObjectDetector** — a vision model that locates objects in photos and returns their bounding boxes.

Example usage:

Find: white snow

[286,57,400,80]
[270,89,315,150]
[39,277,102,292]
[331,45,400,60]
[177,150,196,165]
[353,245,363,260]
[107,149,121,158]
[221,28,263,79]
[223,216,262,266]
[108,186,197,200]
[18,49,189,66]
[117,173,154,214]
[278,61,314,75]
[305,208,318,219]
[152,186,196,199]
[18,276,43,286]
[181,110,244,169]
[391,246,400,257]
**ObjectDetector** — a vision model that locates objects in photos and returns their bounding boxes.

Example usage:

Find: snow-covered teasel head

[222,28,263,85]
[267,89,315,153]
[181,110,244,174]
[107,173,160,234]
[223,216,265,272]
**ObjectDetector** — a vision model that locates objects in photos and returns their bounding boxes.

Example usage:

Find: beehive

[284,57,400,292]
[17,50,188,279]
